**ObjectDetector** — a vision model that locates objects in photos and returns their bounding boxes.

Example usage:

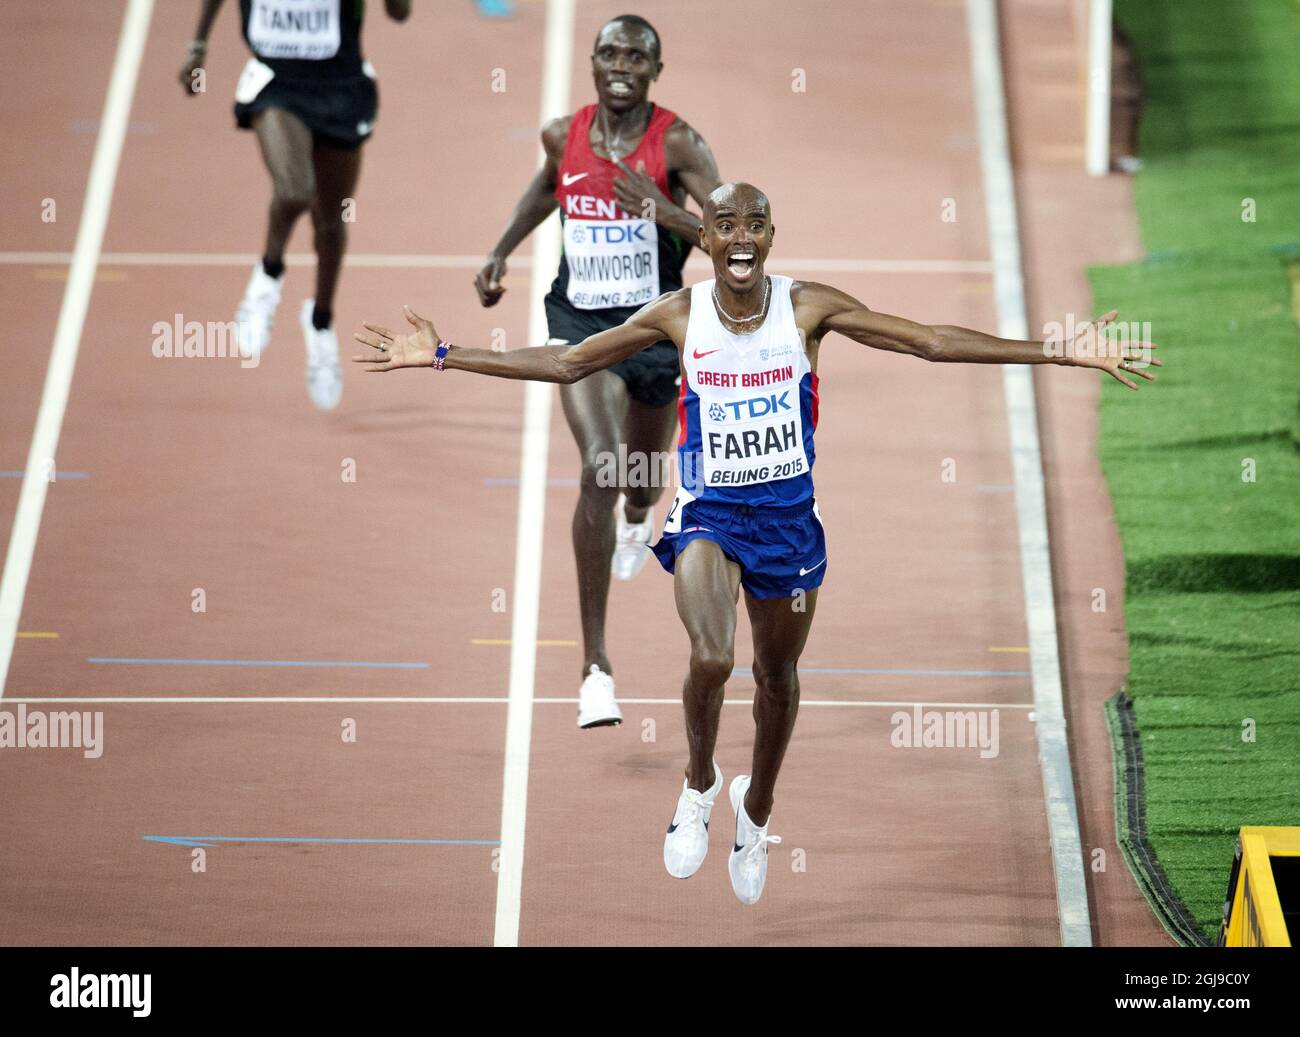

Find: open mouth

[726,251,757,280]
[606,80,634,98]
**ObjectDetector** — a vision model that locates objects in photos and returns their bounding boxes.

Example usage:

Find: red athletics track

[0,0,1163,945]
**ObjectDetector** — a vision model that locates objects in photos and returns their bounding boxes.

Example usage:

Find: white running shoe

[577,664,622,729]
[727,775,782,905]
[301,299,342,411]
[235,262,284,360]
[663,761,722,879]
[611,493,654,581]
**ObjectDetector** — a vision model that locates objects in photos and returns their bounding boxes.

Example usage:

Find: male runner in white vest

[355,183,1160,904]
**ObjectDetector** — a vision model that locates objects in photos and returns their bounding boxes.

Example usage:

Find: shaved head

[700,183,775,294]
[704,182,771,225]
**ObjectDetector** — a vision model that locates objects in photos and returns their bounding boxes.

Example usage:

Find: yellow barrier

[1219,827,1299,947]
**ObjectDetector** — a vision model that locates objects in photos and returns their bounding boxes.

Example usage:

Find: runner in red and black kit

[475,15,722,729]
[180,0,412,410]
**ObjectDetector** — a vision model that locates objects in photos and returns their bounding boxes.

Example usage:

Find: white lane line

[6,697,513,705]
[0,251,994,274]
[492,0,575,951]
[0,0,155,699]
[965,0,1092,946]
[4,697,1035,708]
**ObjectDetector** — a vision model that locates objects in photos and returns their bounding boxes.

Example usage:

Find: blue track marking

[89,658,428,668]
[144,835,500,848]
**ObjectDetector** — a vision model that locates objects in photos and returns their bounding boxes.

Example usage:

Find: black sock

[311,305,332,331]
[262,256,285,279]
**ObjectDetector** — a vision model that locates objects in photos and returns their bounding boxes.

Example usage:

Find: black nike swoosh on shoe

[667,822,678,834]
[734,844,745,853]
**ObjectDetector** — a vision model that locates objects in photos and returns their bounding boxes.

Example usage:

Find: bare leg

[560,371,629,678]
[251,109,316,268]
[560,374,677,676]
[741,588,818,824]
[308,143,363,320]
[673,538,742,793]
[620,395,677,524]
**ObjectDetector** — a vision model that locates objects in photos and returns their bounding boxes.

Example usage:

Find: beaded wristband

[432,341,451,371]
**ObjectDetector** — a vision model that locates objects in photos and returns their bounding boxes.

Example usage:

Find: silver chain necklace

[712,276,770,328]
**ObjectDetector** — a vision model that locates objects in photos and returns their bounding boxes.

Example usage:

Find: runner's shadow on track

[613,751,675,774]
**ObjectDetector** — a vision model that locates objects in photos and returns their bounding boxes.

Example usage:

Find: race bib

[662,485,696,535]
[234,57,275,104]
[247,0,341,61]
[698,377,807,489]
[563,218,659,310]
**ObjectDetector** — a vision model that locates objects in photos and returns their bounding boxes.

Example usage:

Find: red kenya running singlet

[552,104,683,311]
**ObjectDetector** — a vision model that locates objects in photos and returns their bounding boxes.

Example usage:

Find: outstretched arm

[353,291,685,384]
[799,282,1161,390]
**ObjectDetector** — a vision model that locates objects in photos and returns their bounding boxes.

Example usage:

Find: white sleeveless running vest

[673,275,819,508]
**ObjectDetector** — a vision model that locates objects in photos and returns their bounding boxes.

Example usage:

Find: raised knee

[313,210,346,242]
[274,182,314,214]
[578,450,622,497]
[753,662,798,701]
[624,481,666,511]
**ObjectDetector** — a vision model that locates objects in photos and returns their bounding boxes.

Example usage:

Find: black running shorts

[543,294,681,408]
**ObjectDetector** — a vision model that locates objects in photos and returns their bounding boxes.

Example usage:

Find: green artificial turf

[1115,0,1300,258]
[1093,0,1300,942]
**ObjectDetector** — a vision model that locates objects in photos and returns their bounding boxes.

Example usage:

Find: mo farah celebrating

[356,183,1160,905]
[475,14,722,730]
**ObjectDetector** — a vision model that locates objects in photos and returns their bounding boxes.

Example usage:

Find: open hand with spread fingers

[352,305,440,372]
[1066,310,1163,390]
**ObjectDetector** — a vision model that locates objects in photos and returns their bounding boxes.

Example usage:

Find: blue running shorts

[651,492,827,600]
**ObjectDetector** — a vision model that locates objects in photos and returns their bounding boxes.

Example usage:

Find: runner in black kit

[180,0,412,410]
[474,15,722,728]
